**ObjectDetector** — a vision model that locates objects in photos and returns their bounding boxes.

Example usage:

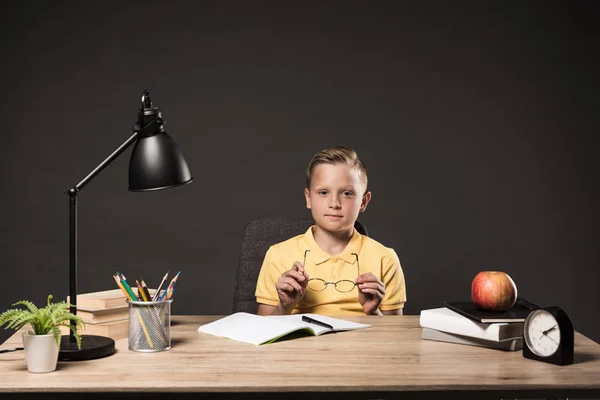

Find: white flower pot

[22,331,59,373]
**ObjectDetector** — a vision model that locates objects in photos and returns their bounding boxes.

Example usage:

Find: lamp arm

[65,130,139,344]
[72,131,140,192]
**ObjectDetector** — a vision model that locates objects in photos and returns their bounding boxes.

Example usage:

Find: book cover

[444,300,535,323]
[421,328,523,351]
[67,289,132,309]
[197,312,371,345]
[82,319,128,339]
[76,305,129,324]
[80,312,128,324]
[77,304,129,315]
[60,319,129,341]
[419,307,523,341]
[76,305,128,315]
[67,288,156,310]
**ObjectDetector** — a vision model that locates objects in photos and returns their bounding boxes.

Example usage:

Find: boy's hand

[356,273,386,315]
[276,262,310,313]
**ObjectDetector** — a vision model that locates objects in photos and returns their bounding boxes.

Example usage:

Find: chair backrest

[231,216,368,314]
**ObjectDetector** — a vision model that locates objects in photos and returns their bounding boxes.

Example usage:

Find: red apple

[471,271,517,311]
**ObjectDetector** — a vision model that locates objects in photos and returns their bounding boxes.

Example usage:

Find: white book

[422,328,523,351]
[420,307,523,342]
[197,312,371,345]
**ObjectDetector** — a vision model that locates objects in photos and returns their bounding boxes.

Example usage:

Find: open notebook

[197,312,371,345]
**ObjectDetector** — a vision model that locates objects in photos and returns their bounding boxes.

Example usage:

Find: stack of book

[419,300,535,351]
[62,288,154,340]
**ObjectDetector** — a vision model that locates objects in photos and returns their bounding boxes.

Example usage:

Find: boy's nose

[329,198,341,209]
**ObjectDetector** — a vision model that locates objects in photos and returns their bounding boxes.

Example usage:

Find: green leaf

[5,311,34,331]
[13,300,38,314]
[51,326,62,348]
[63,324,83,350]
[0,309,26,329]
[0,294,84,348]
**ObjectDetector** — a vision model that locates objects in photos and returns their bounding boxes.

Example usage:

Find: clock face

[524,309,561,357]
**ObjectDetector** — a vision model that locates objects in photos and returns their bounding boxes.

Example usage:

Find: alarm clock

[523,306,574,366]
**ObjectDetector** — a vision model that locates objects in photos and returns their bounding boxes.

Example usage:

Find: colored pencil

[135,280,145,301]
[119,273,138,301]
[113,274,134,300]
[167,272,181,300]
[153,271,169,301]
[140,279,152,302]
[159,271,180,301]
[158,283,169,301]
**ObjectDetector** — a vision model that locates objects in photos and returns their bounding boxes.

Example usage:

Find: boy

[255,146,406,316]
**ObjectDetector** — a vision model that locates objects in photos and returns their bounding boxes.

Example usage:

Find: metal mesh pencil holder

[127,299,172,352]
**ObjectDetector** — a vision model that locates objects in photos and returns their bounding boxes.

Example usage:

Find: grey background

[1,0,598,348]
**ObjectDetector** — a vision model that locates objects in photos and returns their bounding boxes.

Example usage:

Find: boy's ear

[360,191,372,212]
[304,188,311,209]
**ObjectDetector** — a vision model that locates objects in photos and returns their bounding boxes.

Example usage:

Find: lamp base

[58,335,116,361]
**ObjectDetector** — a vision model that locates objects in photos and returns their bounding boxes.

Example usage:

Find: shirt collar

[302,226,363,265]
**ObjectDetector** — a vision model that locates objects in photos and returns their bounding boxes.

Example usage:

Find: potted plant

[0,294,84,373]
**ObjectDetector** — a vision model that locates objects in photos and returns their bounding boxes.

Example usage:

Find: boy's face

[304,163,371,234]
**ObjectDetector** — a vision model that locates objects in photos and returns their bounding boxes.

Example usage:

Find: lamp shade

[128,132,192,191]
[128,91,193,191]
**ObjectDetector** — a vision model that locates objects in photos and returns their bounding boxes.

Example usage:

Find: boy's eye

[342,191,354,197]
[318,190,328,196]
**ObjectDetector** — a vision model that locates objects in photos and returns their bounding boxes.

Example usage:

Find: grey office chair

[232,216,368,314]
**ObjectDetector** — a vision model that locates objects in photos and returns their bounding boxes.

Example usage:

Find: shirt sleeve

[255,246,285,307]
[379,249,407,311]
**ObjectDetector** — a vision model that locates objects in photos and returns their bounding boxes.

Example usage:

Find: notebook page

[197,312,313,345]
[267,314,371,334]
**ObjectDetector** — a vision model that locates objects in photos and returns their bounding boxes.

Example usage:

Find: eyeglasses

[303,250,360,293]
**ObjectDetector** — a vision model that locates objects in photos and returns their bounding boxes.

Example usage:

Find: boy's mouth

[325,214,343,218]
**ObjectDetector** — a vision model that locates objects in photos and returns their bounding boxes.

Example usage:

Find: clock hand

[545,334,559,346]
[542,325,557,335]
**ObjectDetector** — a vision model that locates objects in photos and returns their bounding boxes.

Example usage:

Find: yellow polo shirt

[255,226,406,315]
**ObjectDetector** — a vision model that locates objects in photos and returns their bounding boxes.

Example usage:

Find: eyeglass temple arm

[352,253,360,276]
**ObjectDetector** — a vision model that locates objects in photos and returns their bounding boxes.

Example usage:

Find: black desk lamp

[58,90,193,361]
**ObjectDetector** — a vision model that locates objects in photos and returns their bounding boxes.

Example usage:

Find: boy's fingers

[277,283,290,293]
[360,272,378,281]
[292,261,304,273]
[358,282,380,292]
[279,277,302,293]
[283,269,306,282]
[277,278,295,291]
[358,282,377,289]
[276,282,294,295]
[356,272,383,285]
[293,261,310,281]
[359,288,384,298]
[299,274,310,288]
[358,281,386,295]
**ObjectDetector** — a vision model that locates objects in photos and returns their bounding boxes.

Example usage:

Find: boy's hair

[306,146,368,193]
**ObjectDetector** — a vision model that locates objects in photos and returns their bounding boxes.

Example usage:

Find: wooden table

[1,316,599,399]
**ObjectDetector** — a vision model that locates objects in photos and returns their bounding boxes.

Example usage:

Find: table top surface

[1,315,599,394]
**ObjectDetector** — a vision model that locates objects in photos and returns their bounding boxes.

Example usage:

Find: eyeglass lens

[303,251,360,293]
